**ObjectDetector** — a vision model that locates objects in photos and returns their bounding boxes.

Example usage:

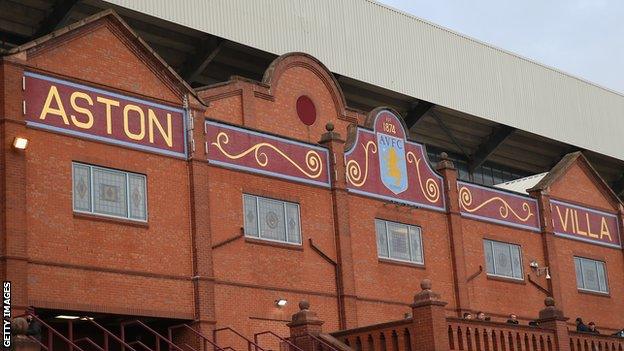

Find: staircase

[16,313,343,351]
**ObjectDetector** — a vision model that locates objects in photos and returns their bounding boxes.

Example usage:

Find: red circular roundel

[296,95,316,126]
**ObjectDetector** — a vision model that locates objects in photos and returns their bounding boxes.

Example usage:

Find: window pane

[243,195,259,237]
[128,174,146,220]
[596,262,608,292]
[93,167,128,217]
[492,241,513,277]
[375,220,389,258]
[387,222,410,261]
[574,258,584,289]
[596,262,609,292]
[581,259,600,292]
[510,244,522,279]
[73,164,91,212]
[285,203,301,244]
[258,197,286,241]
[484,241,494,274]
[408,226,423,264]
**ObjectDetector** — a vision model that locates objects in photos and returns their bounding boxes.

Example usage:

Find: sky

[376,0,624,95]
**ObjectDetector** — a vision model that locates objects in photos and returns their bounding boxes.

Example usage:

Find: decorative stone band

[344,109,445,212]
[23,71,187,158]
[205,120,331,188]
[457,181,541,231]
[550,200,621,248]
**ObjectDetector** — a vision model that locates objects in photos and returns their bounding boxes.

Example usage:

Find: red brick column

[619,204,624,270]
[2,64,29,314]
[288,301,325,351]
[530,190,564,306]
[435,153,471,316]
[536,297,570,351]
[319,123,358,329]
[410,279,449,351]
[181,104,217,350]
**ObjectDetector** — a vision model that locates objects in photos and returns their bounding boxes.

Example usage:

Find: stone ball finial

[421,279,432,291]
[544,296,555,307]
[440,152,449,160]
[326,122,335,132]
[299,300,310,311]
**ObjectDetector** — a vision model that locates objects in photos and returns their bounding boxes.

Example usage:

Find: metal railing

[25,314,87,351]
[214,327,266,351]
[254,331,303,351]
[87,317,138,351]
[121,320,193,351]
[168,323,225,351]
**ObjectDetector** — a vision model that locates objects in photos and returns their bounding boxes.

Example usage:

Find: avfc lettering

[376,114,408,195]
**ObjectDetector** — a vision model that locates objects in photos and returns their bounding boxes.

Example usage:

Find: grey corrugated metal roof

[105,0,624,161]
[495,173,547,194]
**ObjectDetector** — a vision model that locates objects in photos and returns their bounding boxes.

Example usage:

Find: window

[375,219,423,264]
[243,194,301,245]
[72,162,147,221]
[574,257,608,294]
[483,240,523,280]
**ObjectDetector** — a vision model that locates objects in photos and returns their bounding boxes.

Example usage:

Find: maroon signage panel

[344,109,445,211]
[457,182,540,231]
[24,72,187,158]
[551,200,621,248]
[205,120,331,187]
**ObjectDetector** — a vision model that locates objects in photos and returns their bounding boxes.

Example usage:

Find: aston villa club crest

[376,113,408,194]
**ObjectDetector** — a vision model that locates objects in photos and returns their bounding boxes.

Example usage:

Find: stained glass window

[72,162,147,221]
[574,257,608,293]
[243,194,301,245]
[375,219,424,264]
[483,239,523,280]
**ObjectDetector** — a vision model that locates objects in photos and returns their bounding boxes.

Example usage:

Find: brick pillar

[529,190,564,305]
[12,317,40,351]
[319,123,358,329]
[536,297,570,351]
[288,301,325,351]
[2,64,29,314]
[183,104,216,350]
[410,279,449,351]
[618,204,624,268]
[435,153,471,316]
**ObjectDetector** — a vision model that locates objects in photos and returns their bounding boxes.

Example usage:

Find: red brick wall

[461,218,546,323]
[548,162,623,332]
[1,12,622,342]
[1,17,195,318]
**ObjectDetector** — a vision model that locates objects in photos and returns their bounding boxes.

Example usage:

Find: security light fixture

[529,260,551,279]
[13,137,28,150]
[275,299,288,307]
[55,315,80,320]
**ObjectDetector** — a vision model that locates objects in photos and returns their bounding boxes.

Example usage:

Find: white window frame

[483,239,524,280]
[72,162,148,222]
[574,256,609,294]
[375,219,424,265]
[243,194,302,246]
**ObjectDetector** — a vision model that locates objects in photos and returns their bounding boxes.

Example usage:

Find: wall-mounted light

[529,260,551,279]
[13,137,29,150]
[275,299,288,307]
[55,315,80,320]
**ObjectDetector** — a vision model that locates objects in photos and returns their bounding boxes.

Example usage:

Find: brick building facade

[1,11,622,350]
